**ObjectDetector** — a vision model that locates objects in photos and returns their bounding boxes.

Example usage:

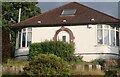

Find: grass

[2,59,29,75]
[2,59,29,66]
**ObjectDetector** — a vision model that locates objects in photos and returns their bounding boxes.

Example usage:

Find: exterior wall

[15,47,29,60]
[32,25,97,55]
[15,24,119,62]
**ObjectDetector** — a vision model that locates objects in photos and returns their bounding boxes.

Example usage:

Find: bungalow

[11,2,120,62]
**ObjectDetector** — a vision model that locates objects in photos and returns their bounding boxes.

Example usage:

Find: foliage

[105,70,117,77]
[2,2,41,58]
[24,54,72,76]
[2,59,29,66]
[29,40,75,61]
[68,55,83,64]
[91,59,105,65]
[2,2,41,26]
[2,59,29,76]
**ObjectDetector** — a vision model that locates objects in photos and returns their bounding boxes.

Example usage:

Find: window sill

[16,47,29,50]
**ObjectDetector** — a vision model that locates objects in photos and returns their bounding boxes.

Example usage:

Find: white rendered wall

[31,25,119,61]
[32,25,97,54]
[15,25,119,61]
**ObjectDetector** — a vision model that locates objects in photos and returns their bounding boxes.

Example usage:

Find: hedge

[29,40,75,61]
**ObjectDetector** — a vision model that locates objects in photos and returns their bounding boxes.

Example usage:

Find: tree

[2,2,41,26]
[2,2,41,59]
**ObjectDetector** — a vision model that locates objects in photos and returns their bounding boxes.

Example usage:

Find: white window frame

[16,28,32,49]
[97,24,119,46]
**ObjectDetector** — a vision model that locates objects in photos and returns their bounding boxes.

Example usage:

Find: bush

[29,40,75,61]
[24,54,71,76]
[68,55,83,63]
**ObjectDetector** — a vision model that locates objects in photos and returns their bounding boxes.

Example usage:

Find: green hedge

[29,41,75,61]
[24,54,71,76]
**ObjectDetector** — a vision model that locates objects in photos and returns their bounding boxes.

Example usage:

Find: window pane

[22,33,26,47]
[28,28,32,32]
[111,27,115,29]
[104,25,109,28]
[62,36,66,42]
[104,30,109,45]
[116,31,119,46]
[111,30,115,46]
[97,30,103,44]
[27,32,32,46]
[97,25,102,28]
[116,27,119,31]
[62,9,76,15]
[19,31,21,48]
[23,28,26,31]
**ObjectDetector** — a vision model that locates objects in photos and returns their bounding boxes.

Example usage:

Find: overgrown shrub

[29,41,75,61]
[68,55,83,63]
[24,54,72,76]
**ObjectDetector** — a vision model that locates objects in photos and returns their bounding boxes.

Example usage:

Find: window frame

[16,28,32,49]
[97,24,119,46]
[61,9,76,15]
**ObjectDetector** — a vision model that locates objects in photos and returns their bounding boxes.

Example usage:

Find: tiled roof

[11,2,120,28]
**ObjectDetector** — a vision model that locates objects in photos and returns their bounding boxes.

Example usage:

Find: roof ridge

[11,2,120,28]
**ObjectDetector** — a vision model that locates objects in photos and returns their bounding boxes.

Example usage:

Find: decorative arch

[53,26,75,45]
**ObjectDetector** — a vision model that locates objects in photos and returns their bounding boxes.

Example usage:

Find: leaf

[2,2,41,26]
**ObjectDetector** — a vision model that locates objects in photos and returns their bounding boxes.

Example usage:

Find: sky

[38,1,120,18]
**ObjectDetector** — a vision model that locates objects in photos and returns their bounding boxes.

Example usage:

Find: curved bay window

[97,24,119,46]
[16,28,32,49]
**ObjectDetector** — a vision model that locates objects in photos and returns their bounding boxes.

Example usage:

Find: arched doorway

[53,26,75,45]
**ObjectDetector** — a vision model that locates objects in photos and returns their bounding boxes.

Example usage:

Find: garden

[1,41,120,76]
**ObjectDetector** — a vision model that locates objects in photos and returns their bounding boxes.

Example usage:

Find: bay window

[97,24,119,46]
[16,28,32,49]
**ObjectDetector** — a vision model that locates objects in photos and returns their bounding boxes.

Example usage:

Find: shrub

[29,40,75,61]
[24,54,71,76]
[68,55,83,63]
